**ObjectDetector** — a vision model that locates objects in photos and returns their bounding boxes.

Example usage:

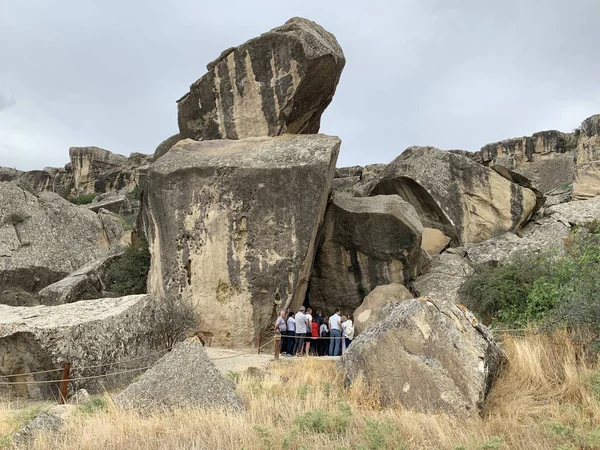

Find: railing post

[58,362,71,405]
[257,334,262,354]
[274,334,281,360]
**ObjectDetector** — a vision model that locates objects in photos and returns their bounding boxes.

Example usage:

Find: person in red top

[310,319,319,355]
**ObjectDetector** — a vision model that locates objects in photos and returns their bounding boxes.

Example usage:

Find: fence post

[274,334,281,360]
[257,334,262,354]
[58,362,71,405]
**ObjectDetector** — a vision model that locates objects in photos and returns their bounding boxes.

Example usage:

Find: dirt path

[205,347,274,373]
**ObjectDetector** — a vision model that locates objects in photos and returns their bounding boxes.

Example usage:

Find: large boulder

[0,295,166,399]
[177,17,345,141]
[115,341,244,411]
[307,194,422,314]
[144,135,340,347]
[340,297,505,416]
[371,147,538,245]
[574,115,600,200]
[353,283,413,335]
[546,195,600,226]
[0,183,115,305]
[69,147,128,194]
[332,164,387,197]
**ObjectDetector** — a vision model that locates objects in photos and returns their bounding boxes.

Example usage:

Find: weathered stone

[115,341,244,411]
[144,135,339,346]
[414,249,474,303]
[545,184,572,207]
[177,17,345,141]
[69,147,128,194]
[546,195,600,226]
[335,166,363,178]
[68,389,91,404]
[371,147,538,245]
[331,163,387,197]
[88,195,132,215]
[97,209,126,247]
[12,404,76,447]
[353,283,413,335]
[37,252,124,305]
[152,133,182,162]
[340,297,505,416]
[490,164,545,212]
[574,115,600,200]
[307,194,422,315]
[421,228,451,256]
[0,183,115,304]
[0,295,166,398]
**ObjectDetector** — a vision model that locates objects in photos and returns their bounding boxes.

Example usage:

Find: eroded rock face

[371,147,538,245]
[340,297,505,416]
[332,164,387,197]
[353,283,413,336]
[115,341,244,411]
[307,194,422,315]
[546,195,600,226]
[0,183,115,305]
[177,17,345,141]
[414,248,474,303]
[0,295,166,398]
[574,115,600,200]
[144,135,339,347]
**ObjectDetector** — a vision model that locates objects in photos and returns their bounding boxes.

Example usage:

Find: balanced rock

[177,17,345,141]
[371,147,538,244]
[0,295,166,399]
[307,194,422,314]
[353,283,413,335]
[115,341,244,411]
[144,135,340,346]
[0,183,116,305]
[340,297,505,416]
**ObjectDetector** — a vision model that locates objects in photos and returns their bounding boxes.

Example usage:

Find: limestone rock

[545,185,572,207]
[152,133,182,162]
[37,252,124,305]
[353,283,413,336]
[177,17,345,141]
[307,194,422,315]
[371,147,538,245]
[12,404,76,447]
[574,115,600,200]
[88,195,132,215]
[421,228,451,256]
[115,341,244,411]
[144,135,339,346]
[70,147,128,194]
[0,183,115,305]
[546,195,600,226]
[0,295,166,398]
[414,249,474,303]
[340,297,505,416]
[332,164,387,197]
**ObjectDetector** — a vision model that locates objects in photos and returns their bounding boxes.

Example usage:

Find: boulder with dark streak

[177,17,345,141]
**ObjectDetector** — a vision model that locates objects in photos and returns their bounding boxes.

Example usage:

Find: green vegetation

[59,182,74,200]
[70,193,96,205]
[119,213,137,232]
[294,404,352,435]
[463,220,600,335]
[105,238,151,295]
[78,397,107,415]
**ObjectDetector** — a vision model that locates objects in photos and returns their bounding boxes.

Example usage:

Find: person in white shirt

[343,314,354,353]
[285,312,296,356]
[274,310,287,354]
[328,309,342,356]
[293,306,308,356]
[304,307,314,356]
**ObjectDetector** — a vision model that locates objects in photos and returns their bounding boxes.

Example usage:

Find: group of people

[274,306,354,357]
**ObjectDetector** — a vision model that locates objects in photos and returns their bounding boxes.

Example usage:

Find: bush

[105,238,151,295]
[154,295,198,349]
[294,404,352,435]
[71,193,96,205]
[463,223,600,335]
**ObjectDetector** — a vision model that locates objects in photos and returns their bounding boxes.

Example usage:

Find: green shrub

[78,397,107,415]
[105,238,151,295]
[463,223,600,334]
[294,404,352,435]
[356,418,406,450]
[71,193,96,205]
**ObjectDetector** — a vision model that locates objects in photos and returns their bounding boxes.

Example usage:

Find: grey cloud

[0,0,599,171]
[0,93,15,111]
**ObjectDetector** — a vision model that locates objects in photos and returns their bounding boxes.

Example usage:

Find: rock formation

[574,115,600,200]
[371,146,538,245]
[0,295,166,398]
[414,248,474,303]
[353,283,413,335]
[177,17,345,141]
[0,182,120,305]
[115,340,244,411]
[144,135,340,347]
[340,296,505,416]
[307,194,422,314]
[332,164,387,197]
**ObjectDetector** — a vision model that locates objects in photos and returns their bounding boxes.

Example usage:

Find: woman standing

[343,314,354,351]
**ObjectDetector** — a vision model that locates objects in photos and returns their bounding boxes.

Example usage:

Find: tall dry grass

[4,331,600,449]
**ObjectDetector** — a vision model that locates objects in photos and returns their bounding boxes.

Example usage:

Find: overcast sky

[1,0,599,171]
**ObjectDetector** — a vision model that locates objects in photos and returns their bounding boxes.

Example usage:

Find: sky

[1,0,599,171]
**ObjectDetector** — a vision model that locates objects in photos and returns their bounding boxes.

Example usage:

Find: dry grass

[3,331,600,449]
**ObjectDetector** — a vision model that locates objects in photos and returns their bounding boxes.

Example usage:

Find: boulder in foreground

[340,296,505,416]
[115,341,244,411]
[353,283,413,336]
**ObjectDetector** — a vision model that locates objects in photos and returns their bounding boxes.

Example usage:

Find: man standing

[293,306,308,356]
[328,309,342,356]
[286,312,296,356]
[274,310,287,354]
